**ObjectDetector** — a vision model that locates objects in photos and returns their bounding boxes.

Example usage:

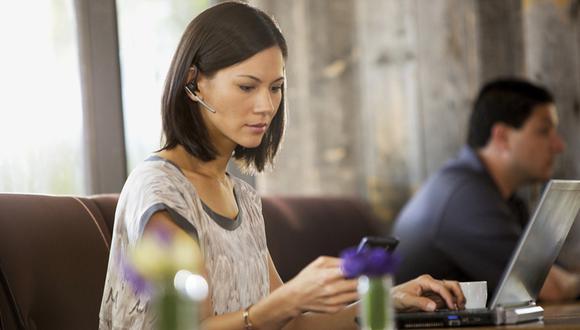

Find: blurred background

[1,0,579,225]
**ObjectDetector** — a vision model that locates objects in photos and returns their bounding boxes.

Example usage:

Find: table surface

[422,302,580,330]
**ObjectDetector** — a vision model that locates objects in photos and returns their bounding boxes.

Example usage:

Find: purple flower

[340,247,400,278]
[150,225,173,246]
[340,247,367,278]
[121,256,153,296]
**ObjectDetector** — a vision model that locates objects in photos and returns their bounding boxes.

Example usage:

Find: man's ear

[489,123,511,151]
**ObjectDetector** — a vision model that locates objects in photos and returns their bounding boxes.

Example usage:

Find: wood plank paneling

[247,0,580,224]
[524,0,580,179]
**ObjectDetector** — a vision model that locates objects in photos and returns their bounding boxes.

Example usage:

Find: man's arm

[539,265,580,301]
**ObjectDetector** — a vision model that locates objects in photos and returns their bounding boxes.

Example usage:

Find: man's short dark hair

[160,2,288,173]
[467,78,554,149]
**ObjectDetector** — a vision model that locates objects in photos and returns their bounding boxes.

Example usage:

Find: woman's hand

[282,256,359,314]
[392,275,465,312]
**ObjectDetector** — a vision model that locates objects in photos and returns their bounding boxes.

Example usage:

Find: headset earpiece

[184,66,216,113]
[185,81,196,96]
[184,82,216,113]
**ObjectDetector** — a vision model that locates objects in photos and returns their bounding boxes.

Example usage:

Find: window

[117,0,209,171]
[0,0,84,194]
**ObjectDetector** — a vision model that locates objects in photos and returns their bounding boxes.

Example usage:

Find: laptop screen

[489,180,580,308]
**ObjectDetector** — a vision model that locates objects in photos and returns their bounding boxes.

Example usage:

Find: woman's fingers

[419,276,459,310]
[321,278,358,296]
[443,280,465,308]
[301,257,346,284]
[291,256,360,314]
[421,291,446,309]
[392,290,437,312]
[391,275,467,312]
[320,267,350,283]
[306,303,349,314]
[322,289,359,306]
[311,256,342,268]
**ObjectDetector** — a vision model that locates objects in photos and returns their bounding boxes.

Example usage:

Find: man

[392,78,580,300]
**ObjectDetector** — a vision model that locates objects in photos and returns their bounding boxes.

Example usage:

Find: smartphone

[356,236,399,253]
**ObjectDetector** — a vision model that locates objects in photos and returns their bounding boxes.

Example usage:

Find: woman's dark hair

[160,1,288,173]
[467,78,554,149]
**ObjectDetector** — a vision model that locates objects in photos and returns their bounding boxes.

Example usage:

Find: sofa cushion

[262,196,381,282]
[0,194,112,330]
[88,194,119,235]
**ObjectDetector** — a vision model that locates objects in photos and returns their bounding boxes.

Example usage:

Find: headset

[184,81,217,114]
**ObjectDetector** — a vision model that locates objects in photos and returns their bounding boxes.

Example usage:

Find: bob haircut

[467,78,554,149]
[160,1,288,173]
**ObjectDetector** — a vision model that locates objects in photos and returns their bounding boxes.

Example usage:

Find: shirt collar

[457,145,487,174]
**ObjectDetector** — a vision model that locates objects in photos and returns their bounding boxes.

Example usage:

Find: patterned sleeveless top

[99,157,270,329]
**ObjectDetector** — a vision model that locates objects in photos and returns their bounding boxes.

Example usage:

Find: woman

[99,2,465,329]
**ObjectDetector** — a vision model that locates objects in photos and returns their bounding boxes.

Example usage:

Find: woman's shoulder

[120,156,191,201]
[230,175,257,194]
[127,156,183,183]
[230,175,261,207]
[116,157,198,229]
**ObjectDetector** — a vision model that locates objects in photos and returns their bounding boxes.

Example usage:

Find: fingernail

[427,302,436,311]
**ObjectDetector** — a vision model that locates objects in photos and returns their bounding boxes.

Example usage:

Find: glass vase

[358,275,394,330]
[154,279,198,330]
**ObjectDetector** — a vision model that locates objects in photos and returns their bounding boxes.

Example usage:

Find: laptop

[396,180,580,328]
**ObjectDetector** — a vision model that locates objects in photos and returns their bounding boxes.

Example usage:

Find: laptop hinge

[494,301,544,325]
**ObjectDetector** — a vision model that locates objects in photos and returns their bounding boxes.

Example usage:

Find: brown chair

[262,196,382,282]
[0,193,380,329]
[0,194,117,330]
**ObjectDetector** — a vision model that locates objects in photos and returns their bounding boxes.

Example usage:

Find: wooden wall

[524,0,580,179]
[248,0,580,226]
